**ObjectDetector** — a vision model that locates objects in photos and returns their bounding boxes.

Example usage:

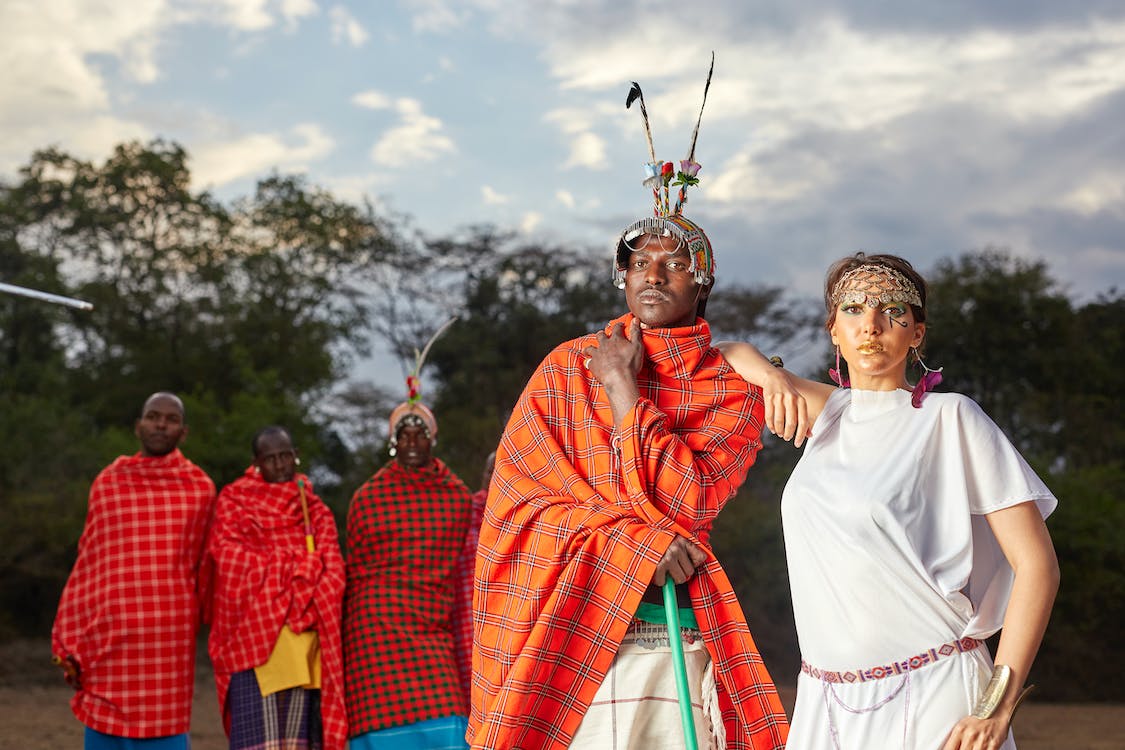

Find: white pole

[0,282,94,310]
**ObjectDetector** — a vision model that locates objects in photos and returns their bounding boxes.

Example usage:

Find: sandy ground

[2,639,1121,749]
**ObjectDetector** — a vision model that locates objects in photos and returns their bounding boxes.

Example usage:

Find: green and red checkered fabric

[469,313,789,750]
[343,458,472,737]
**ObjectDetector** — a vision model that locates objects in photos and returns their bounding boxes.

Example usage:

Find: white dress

[782,388,1056,750]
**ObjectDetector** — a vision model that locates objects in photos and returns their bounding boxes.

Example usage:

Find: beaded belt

[802,636,982,684]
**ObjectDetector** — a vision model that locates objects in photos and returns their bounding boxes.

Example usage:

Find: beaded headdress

[829,264,922,310]
[387,316,458,453]
[614,54,716,290]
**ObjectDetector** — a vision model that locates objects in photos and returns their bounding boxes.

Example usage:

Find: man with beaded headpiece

[469,58,789,750]
[720,254,1059,749]
[343,342,474,750]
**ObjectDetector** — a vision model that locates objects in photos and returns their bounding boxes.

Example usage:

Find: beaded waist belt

[801,636,982,684]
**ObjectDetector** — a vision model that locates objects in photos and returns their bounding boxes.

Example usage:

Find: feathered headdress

[387,315,458,452]
[614,53,716,290]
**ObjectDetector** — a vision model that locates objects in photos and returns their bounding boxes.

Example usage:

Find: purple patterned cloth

[227,669,322,749]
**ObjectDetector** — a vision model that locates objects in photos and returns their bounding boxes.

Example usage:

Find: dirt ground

[2,638,1122,749]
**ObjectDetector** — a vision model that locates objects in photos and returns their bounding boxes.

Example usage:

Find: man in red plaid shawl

[451,451,494,703]
[52,392,215,750]
[469,218,790,750]
[344,401,473,749]
[206,426,347,750]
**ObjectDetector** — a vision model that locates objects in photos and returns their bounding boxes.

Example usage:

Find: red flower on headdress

[661,161,675,182]
[406,375,421,403]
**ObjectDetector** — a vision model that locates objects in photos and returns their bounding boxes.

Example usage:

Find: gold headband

[830,264,922,309]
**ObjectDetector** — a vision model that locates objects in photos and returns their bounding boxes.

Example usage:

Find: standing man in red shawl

[469,66,789,750]
[52,392,215,750]
[451,450,495,703]
[206,426,347,750]
[344,401,473,750]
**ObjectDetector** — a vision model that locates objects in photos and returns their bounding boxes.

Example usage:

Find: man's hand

[652,536,708,586]
[53,654,81,691]
[584,319,644,429]
[584,319,644,385]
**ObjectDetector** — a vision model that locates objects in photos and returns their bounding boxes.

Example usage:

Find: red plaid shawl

[469,313,789,750]
[344,458,472,737]
[51,449,215,738]
[452,488,487,703]
[205,468,347,750]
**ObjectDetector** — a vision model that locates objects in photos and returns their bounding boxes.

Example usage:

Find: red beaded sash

[802,636,982,684]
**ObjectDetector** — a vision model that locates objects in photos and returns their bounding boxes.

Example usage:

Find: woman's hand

[760,366,811,447]
[941,714,1010,750]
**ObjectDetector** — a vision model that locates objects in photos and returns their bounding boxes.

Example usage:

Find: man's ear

[177,426,189,446]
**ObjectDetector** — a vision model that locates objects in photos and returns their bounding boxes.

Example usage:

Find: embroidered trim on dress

[802,636,981,684]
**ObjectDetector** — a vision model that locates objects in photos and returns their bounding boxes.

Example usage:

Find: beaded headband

[830,264,922,310]
[613,54,716,290]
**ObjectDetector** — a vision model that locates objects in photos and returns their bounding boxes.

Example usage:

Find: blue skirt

[348,715,468,750]
[84,728,189,750]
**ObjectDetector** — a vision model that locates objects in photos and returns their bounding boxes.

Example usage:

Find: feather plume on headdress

[389,315,459,449]
[614,54,718,290]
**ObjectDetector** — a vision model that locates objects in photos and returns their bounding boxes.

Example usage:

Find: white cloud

[556,189,575,209]
[561,132,606,170]
[544,106,612,170]
[191,123,334,188]
[280,0,319,29]
[520,211,542,233]
[351,89,392,110]
[330,5,368,46]
[203,0,274,31]
[481,185,509,205]
[368,98,456,168]
[404,0,470,32]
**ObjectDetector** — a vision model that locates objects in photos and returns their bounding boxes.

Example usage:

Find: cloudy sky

[4,1,1124,382]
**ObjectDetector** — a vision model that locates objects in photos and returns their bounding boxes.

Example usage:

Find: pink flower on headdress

[673,159,702,188]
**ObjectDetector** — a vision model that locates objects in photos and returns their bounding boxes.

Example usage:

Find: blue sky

[3,1,1124,386]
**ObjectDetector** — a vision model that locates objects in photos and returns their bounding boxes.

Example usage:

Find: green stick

[663,578,699,750]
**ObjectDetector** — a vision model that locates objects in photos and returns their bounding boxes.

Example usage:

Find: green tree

[0,140,404,633]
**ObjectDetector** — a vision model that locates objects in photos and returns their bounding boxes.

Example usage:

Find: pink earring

[910,347,943,407]
[828,345,850,387]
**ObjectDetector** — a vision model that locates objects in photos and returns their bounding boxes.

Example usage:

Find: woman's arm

[942,501,1060,750]
[716,341,835,447]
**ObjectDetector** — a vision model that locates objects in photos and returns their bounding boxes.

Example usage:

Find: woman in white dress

[721,253,1059,750]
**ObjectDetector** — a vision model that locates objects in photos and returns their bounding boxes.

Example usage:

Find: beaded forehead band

[830,264,922,309]
[613,54,716,290]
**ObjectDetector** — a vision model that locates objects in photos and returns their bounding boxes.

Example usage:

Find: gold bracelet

[972,665,1036,722]
[972,665,1011,719]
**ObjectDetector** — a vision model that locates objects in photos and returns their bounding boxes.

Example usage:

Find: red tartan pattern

[451,489,487,704]
[343,458,472,737]
[469,313,789,750]
[205,468,348,750]
[51,449,215,738]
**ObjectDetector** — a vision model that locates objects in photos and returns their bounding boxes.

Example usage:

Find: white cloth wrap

[782,388,1056,750]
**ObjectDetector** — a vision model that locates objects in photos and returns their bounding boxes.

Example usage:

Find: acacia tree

[0,140,404,632]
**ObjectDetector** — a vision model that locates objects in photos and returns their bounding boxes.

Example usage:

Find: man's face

[134,395,187,457]
[623,233,709,329]
[254,431,298,484]
[395,424,432,470]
